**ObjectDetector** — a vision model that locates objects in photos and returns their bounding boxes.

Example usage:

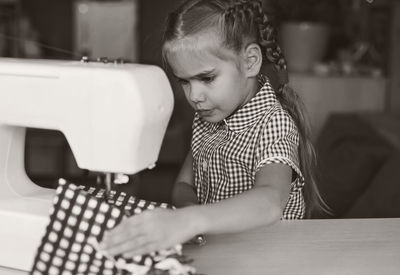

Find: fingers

[99,208,182,258]
[109,213,144,236]
[105,220,141,243]
[100,218,145,254]
[122,242,159,258]
[106,236,152,256]
[101,228,164,257]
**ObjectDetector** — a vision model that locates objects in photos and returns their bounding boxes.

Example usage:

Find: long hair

[162,0,330,217]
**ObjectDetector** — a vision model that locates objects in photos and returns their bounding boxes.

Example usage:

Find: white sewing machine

[0,57,174,271]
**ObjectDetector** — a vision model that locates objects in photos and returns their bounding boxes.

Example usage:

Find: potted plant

[265,0,342,72]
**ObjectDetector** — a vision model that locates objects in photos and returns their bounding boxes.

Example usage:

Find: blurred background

[1,0,399,219]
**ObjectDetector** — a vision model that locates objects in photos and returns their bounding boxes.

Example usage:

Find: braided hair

[162,0,329,217]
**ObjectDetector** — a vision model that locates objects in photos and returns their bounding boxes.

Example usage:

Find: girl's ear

[243,43,262,77]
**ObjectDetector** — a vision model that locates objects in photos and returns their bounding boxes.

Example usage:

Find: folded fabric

[30,180,196,275]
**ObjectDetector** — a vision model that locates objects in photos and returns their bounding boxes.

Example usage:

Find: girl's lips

[197,109,213,116]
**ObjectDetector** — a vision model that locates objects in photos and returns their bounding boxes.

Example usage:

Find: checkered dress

[191,77,305,219]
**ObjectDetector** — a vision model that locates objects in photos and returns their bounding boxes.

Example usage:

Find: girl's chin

[202,117,220,123]
[199,113,225,123]
[196,108,228,123]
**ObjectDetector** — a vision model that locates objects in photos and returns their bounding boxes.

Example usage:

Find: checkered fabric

[30,180,196,275]
[192,77,305,219]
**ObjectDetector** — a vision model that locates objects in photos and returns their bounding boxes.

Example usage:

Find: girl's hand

[100,208,197,257]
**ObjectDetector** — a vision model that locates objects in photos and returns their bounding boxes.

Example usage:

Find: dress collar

[222,76,277,133]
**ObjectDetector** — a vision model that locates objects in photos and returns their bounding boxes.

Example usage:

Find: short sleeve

[255,109,304,185]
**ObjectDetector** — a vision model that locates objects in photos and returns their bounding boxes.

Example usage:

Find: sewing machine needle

[105,173,112,199]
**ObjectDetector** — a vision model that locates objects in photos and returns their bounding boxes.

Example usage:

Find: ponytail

[255,1,330,217]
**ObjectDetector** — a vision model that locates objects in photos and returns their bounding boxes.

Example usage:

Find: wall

[291,73,387,141]
[21,0,73,59]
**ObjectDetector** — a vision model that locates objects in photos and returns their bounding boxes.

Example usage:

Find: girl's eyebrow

[174,69,216,80]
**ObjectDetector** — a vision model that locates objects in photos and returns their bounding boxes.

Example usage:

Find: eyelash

[177,79,189,85]
[201,76,215,83]
[176,75,216,85]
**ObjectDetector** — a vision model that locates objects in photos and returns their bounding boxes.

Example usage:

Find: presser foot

[96,173,130,201]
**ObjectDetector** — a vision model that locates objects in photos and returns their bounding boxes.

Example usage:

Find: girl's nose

[188,83,205,103]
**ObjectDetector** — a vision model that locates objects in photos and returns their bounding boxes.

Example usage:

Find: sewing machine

[0,57,174,271]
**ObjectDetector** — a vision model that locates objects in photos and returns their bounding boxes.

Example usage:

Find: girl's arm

[181,163,292,234]
[101,163,292,257]
[171,151,198,208]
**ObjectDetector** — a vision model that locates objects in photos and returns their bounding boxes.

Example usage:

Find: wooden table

[1,218,399,274]
[185,218,400,275]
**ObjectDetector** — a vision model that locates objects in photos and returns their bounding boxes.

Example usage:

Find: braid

[224,0,253,15]
[221,0,264,53]
[255,4,288,84]
[223,0,289,85]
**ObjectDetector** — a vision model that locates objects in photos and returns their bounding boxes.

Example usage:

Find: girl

[101,0,326,257]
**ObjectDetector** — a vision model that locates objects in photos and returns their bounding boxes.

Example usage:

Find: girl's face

[165,34,258,123]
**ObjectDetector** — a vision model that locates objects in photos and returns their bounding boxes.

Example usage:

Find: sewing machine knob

[114,58,125,64]
[114,173,129,184]
[97,57,109,63]
[80,56,89,63]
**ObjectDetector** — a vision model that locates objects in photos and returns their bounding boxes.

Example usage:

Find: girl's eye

[177,79,189,85]
[201,76,215,83]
